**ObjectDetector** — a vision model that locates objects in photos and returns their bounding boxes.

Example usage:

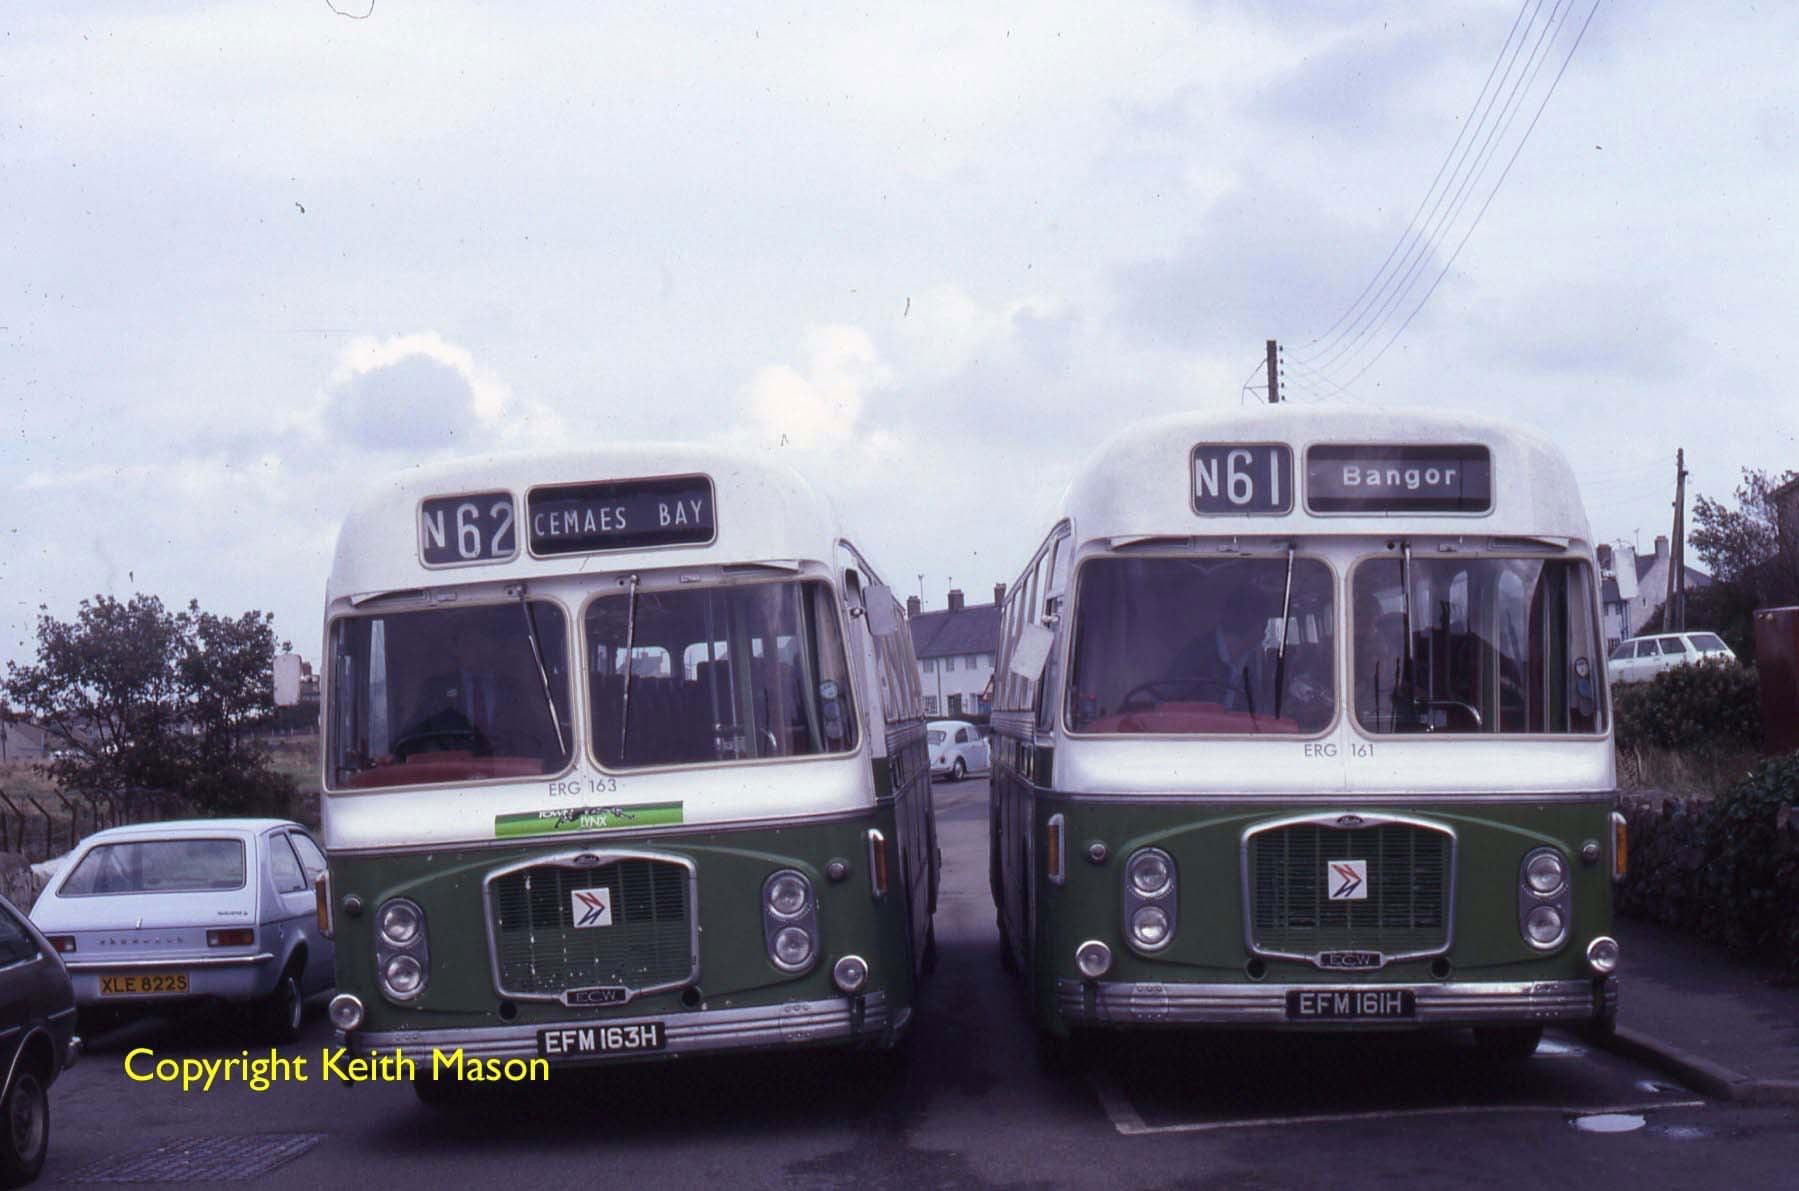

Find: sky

[3,0,1795,665]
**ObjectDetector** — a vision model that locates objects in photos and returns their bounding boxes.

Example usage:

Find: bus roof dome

[326,442,851,600]
[1060,405,1593,547]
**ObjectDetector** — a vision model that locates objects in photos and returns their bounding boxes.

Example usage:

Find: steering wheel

[391,728,488,760]
[1120,678,1236,708]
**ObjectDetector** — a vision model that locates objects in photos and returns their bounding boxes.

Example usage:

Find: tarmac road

[43,777,1799,1188]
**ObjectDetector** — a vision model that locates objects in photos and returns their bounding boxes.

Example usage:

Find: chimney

[906,595,921,618]
[1595,544,1613,573]
[994,583,1007,606]
[1654,535,1669,561]
[947,589,965,613]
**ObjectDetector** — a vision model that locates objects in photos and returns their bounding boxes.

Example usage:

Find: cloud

[742,325,892,449]
[318,332,565,453]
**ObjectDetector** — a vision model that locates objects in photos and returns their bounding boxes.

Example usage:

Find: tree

[1687,468,1799,662]
[2,594,294,814]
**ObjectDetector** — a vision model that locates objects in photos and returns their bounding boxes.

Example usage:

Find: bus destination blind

[1305,444,1492,513]
[528,474,716,555]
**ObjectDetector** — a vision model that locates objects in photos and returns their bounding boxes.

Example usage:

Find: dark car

[0,893,78,1186]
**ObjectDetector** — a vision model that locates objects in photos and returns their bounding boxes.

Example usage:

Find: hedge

[1612,657,1761,754]
[1615,751,1799,979]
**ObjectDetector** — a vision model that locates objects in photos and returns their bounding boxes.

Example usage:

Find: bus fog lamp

[766,871,812,919]
[832,954,869,993]
[1075,940,1113,979]
[773,926,814,969]
[1126,849,1173,898]
[1524,905,1565,947]
[378,899,423,947]
[1525,850,1567,896]
[381,953,425,1000]
[1130,905,1170,949]
[328,993,365,1031]
[1587,936,1620,975]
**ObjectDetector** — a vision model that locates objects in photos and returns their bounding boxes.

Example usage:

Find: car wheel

[952,759,966,782]
[260,970,304,1044]
[0,1068,49,1188]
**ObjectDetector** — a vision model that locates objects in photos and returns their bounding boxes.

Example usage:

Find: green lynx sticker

[495,802,685,839]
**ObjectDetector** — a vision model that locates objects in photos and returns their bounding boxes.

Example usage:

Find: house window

[964,654,979,668]
[924,695,939,714]
[921,658,934,674]
[944,656,956,672]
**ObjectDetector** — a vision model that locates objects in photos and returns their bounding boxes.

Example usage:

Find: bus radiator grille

[488,859,691,997]
[1248,822,1451,958]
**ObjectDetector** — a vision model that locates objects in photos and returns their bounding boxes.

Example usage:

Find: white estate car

[29,819,334,1041]
[928,720,990,782]
[1606,631,1737,686]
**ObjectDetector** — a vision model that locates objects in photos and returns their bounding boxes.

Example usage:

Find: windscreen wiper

[1273,543,1295,719]
[619,574,641,763]
[512,585,567,757]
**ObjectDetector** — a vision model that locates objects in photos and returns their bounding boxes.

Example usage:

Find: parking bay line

[1087,1071,1703,1137]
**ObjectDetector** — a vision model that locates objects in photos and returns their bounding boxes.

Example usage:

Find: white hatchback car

[928,720,990,782]
[1606,631,1737,686]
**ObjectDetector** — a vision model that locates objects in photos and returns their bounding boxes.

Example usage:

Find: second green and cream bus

[990,407,1622,1062]
[317,446,936,1095]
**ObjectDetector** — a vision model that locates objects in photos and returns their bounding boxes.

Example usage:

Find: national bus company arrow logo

[571,887,613,927]
[1328,859,1368,901]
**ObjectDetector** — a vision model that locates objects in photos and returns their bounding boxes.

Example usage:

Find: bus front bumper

[343,991,903,1063]
[1056,977,1616,1028]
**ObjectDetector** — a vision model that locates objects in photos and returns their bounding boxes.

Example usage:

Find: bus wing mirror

[863,584,902,638]
[1010,622,1055,679]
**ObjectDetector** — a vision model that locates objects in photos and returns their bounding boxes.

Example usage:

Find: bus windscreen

[1352,556,1603,734]
[585,579,858,769]
[1068,557,1336,735]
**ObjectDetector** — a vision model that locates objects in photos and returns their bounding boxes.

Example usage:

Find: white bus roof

[1060,405,1594,547]
[326,444,852,602]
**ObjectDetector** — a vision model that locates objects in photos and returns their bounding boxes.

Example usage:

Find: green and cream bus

[318,446,936,1096]
[990,407,1623,1064]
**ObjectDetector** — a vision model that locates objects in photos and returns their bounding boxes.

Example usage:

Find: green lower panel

[1028,797,1616,1030]
[330,808,915,1038]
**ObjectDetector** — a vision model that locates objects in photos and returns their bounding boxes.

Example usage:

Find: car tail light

[207,928,256,947]
[47,935,76,954]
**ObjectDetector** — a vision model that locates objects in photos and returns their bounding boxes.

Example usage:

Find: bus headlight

[378,898,424,947]
[381,953,426,1000]
[1524,849,1567,897]
[1075,940,1113,979]
[1130,905,1171,949]
[1122,847,1177,954]
[766,871,812,919]
[374,896,429,1003]
[1524,905,1566,948]
[773,926,814,969]
[329,993,365,1031]
[763,869,820,973]
[1126,849,1173,898]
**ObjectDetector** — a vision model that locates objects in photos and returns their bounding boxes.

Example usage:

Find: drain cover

[69,1133,326,1183]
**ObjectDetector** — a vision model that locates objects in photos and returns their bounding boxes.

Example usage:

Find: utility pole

[1664,448,1688,631]
[1266,339,1281,404]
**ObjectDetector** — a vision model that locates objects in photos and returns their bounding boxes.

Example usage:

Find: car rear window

[1689,633,1728,651]
[57,839,247,896]
[928,730,945,745]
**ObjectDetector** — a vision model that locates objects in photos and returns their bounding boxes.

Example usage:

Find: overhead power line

[1295,0,1606,386]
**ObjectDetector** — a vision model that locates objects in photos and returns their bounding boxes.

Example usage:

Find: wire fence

[0,786,188,863]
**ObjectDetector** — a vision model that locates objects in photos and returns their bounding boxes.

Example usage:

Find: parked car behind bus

[0,892,77,1187]
[1606,631,1736,685]
[928,719,990,782]
[29,820,332,1042]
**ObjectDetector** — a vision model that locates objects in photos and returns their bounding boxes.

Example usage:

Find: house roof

[908,601,1003,660]
[1632,554,1712,588]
